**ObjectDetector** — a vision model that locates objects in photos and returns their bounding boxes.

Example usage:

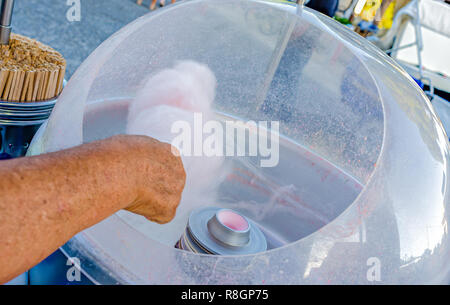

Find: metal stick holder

[0,98,57,159]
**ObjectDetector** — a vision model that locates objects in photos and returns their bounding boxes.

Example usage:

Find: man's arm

[0,135,185,284]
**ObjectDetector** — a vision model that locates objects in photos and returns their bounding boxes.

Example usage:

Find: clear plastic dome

[29,0,449,284]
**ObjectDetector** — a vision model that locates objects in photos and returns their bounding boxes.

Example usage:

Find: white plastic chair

[370,0,450,94]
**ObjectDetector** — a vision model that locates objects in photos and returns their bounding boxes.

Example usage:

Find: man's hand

[119,135,186,223]
[0,134,186,283]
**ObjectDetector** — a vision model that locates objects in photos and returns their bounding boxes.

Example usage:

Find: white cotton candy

[125,61,227,245]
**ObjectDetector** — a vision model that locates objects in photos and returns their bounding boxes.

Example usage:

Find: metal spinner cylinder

[175,207,267,255]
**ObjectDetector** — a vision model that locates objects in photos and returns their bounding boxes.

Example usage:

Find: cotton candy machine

[28,0,449,284]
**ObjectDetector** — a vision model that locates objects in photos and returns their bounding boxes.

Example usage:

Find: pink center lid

[217,210,249,231]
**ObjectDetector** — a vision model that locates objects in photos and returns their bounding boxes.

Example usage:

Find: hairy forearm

[0,136,141,283]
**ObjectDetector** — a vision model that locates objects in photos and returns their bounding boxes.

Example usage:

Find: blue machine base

[29,250,93,285]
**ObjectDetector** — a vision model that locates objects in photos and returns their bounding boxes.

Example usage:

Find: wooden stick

[51,69,58,98]
[8,71,16,101]
[0,70,9,96]
[26,71,35,102]
[56,65,66,95]
[46,70,53,100]
[38,70,49,101]
[7,70,18,101]
[44,70,54,100]
[43,70,51,100]
[52,69,59,98]
[20,71,31,102]
[47,70,55,99]
[14,71,23,101]
[6,70,15,101]
[2,70,14,100]
[50,69,57,99]
[19,71,26,101]
[14,71,26,102]
[36,71,43,101]
[32,71,42,102]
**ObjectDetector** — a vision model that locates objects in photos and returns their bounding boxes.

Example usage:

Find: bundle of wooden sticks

[0,33,66,102]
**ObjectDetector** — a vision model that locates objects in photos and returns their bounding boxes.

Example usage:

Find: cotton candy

[126,61,226,244]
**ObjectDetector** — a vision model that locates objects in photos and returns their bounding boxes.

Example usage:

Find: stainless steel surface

[0,0,14,45]
[0,97,57,124]
[178,207,268,255]
[207,209,250,247]
[0,79,62,158]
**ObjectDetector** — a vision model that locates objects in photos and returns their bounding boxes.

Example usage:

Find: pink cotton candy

[126,61,225,213]
[127,60,217,124]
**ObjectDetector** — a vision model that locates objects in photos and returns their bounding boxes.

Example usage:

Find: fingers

[127,193,179,224]
[122,135,185,224]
